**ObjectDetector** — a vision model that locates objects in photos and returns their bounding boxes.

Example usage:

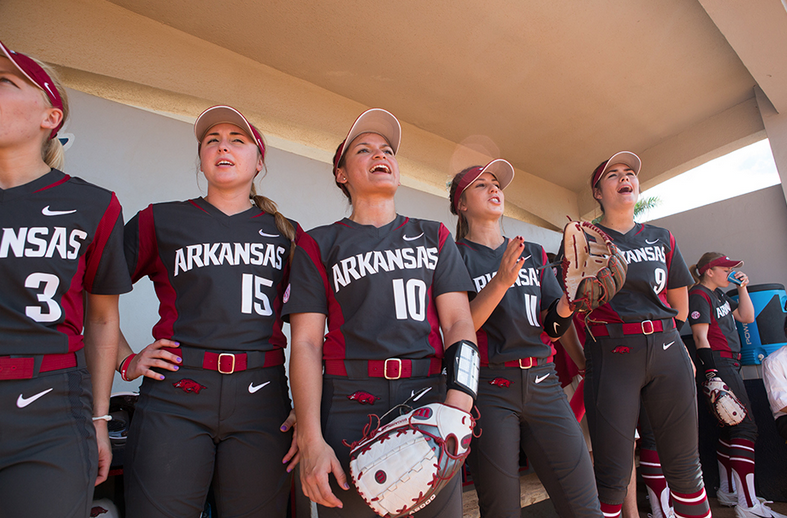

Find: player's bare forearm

[733,282,755,323]
[666,287,689,323]
[436,292,476,345]
[84,294,121,416]
[445,389,473,413]
[289,312,328,441]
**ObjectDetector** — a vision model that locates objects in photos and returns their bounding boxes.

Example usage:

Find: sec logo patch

[691,311,700,320]
[283,284,291,303]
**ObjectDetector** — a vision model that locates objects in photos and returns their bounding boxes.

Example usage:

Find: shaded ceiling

[106,0,759,196]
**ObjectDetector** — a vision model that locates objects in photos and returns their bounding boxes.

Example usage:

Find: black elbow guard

[544,298,573,339]
[444,340,480,400]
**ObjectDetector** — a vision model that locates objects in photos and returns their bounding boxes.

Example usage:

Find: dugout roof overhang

[2,0,786,230]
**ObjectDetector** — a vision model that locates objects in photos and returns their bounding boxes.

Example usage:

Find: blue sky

[638,139,781,222]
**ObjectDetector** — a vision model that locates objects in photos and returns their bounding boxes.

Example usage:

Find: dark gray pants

[125,364,293,518]
[467,363,601,518]
[0,368,97,518]
[585,329,705,504]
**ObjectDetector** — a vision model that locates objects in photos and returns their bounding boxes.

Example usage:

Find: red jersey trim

[33,173,71,193]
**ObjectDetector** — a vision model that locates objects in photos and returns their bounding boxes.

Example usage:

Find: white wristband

[92,415,112,422]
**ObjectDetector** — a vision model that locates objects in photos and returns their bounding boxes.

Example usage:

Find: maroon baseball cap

[0,39,65,139]
[194,105,266,158]
[592,151,641,187]
[333,108,401,173]
[453,159,515,212]
[698,255,744,276]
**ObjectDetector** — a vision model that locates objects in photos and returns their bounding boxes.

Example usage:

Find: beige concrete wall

[0,0,578,228]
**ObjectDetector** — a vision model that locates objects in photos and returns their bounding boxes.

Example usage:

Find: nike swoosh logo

[411,387,432,402]
[17,388,54,408]
[553,322,560,334]
[248,381,271,393]
[259,230,280,238]
[535,374,549,384]
[663,341,675,350]
[645,239,659,245]
[42,206,76,216]
[403,232,424,241]
[522,255,532,262]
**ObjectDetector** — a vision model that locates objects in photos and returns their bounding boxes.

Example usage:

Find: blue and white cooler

[728,283,787,364]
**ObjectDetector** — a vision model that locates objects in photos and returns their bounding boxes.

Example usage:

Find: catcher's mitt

[348,403,476,517]
[703,376,746,426]
[562,221,627,313]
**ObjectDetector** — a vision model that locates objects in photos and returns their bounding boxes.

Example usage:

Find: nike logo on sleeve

[17,388,54,408]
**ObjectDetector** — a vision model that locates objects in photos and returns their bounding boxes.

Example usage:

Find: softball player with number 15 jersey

[119,106,301,518]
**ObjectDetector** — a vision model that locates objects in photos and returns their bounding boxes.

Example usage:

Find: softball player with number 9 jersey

[0,41,132,518]
[583,152,709,518]
[119,106,301,518]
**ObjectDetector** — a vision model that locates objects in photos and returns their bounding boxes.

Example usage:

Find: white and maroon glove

[348,403,476,517]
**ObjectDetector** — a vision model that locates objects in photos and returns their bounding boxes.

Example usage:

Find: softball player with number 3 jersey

[119,106,301,518]
[583,152,709,518]
[0,41,132,517]
[283,109,478,517]
[449,161,601,518]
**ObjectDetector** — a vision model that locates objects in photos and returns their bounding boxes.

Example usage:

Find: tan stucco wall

[0,0,577,229]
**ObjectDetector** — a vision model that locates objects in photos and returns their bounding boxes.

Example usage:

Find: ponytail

[250,184,296,262]
[43,137,66,171]
[688,263,702,287]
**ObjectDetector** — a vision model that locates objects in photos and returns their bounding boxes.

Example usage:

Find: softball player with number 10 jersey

[284,108,478,517]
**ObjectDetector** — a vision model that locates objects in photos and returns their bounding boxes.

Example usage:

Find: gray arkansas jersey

[281,215,473,365]
[0,169,131,355]
[125,198,302,352]
[457,238,562,364]
[688,285,741,354]
[588,223,692,323]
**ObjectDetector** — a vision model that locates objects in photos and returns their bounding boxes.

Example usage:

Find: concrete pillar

[755,86,787,204]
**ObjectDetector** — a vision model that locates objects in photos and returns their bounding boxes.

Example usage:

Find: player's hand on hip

[280,409,300,472]
[130,339,182,381]
[299,436,348,508]
[94,421,112,486]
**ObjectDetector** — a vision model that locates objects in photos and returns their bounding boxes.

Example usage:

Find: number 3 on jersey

[25,272,62,323]
[241,273,273,316]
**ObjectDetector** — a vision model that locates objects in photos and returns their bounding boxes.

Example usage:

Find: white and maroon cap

[333,108,401,173]
[698,255,744,276]
[0,39,65,139]
[194,105,265,158]
[592,151,641,186]
[453,159,515,212]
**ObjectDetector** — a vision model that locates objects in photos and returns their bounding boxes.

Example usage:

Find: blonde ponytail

[250,184,296,262]
[43,138,66,171]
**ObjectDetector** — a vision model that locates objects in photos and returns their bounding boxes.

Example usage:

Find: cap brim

[195,106,253,142]
[337,108,401,167]
[717,258,744,269]
[194,105,265,156]
[603,151,641,177]
[481,159,515,190]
